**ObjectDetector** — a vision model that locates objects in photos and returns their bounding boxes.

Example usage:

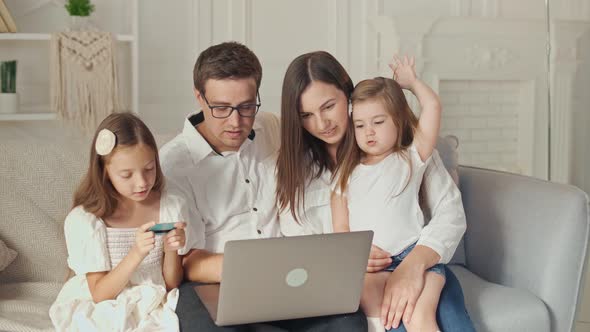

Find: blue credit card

[148,222,176,233]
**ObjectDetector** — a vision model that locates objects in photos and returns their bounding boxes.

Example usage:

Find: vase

[0,93,19,114]
[69,15,96,31]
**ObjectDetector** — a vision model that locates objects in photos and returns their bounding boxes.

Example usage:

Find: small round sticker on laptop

[285,268,308,287]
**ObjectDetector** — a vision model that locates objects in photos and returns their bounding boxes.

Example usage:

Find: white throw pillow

[0,238,17,272]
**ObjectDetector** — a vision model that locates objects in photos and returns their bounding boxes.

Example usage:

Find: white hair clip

[348,101,352,116]
[95,129,117,156]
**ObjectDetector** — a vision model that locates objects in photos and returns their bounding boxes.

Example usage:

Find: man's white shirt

[159,111,281,254]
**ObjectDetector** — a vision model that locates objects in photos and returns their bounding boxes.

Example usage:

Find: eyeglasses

[202,91,261,119]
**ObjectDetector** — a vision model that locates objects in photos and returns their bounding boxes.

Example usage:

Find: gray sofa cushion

[459,166,590,332]
[450,265,550,332]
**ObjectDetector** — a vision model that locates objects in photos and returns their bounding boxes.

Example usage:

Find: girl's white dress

[49,191,188,332]
[346,145,429,256]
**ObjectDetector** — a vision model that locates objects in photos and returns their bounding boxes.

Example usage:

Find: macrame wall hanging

[50,31,120,131]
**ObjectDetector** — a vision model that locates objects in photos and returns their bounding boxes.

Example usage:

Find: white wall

[4,1,586,183]
[138,0,381,134]
[137,0,589,187]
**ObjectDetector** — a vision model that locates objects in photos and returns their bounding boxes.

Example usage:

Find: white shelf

[0,112,57,121]
[0,33,134,41]
[0,0,139,122]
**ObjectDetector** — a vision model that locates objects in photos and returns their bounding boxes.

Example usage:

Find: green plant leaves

[0,61,16,93]
[65,0,95,17]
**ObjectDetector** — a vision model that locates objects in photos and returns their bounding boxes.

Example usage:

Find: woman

[276,51,475,332]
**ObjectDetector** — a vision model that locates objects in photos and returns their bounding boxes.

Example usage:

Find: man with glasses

[159,42,366,331]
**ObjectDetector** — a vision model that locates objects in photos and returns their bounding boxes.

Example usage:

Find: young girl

[331,56,444,332]
[49,113,188,332]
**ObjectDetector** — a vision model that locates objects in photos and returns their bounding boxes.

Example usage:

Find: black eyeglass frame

[201,91,261,119]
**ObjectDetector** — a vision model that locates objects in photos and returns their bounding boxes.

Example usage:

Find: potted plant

[65,0,95,30]
[0,60,18,114]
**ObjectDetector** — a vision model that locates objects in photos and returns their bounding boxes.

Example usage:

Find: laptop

[194,231,373,326]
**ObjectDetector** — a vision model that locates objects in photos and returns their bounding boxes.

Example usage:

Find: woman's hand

[164,222,187,253]
[381,261,425,329]
[367,245,392,272]
[388,55,417,90]
[132,221,156,257]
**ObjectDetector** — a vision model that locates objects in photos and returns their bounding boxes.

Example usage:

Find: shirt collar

[182,111,261,165]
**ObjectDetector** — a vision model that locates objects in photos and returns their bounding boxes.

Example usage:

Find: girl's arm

[390,55,442,161]
[162,222,187,290]
[86,221,156,303]
[330,192,350,233]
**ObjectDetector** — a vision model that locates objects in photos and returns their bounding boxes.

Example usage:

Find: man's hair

[193,41,262,93]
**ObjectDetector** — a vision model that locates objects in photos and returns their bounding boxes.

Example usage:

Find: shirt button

[245,179,250,183]
[257,229,262,235]
[253,207,258,212]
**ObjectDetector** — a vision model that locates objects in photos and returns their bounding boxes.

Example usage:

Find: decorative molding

[550,21,590,63]
[334,0,351,70]
[368,15,398,74]
[131,0,138,114]
[357,0,381,79]
[481,0,499,18]
[518,80,536,177]
[465,45,516,69]
[245,0,253,46]
[369,15,436,111]
[451,0,471,17]
[371,16,554,178]
[194,0,213,56]
[369,16,437,79]
[228,0,253,46]
[554,0,590,21]
[550,73,573,183]
[548,21,590,182]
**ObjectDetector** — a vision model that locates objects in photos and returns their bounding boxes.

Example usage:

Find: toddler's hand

[164,222,187,253]
[388,55,417,90]
[133,221,156,257]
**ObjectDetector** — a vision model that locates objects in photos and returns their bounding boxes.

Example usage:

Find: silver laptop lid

[215,231,373,326]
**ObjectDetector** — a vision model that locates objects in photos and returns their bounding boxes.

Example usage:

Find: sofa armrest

[458,166,590,332]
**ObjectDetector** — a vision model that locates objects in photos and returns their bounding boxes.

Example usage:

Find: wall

[136,0,588,188]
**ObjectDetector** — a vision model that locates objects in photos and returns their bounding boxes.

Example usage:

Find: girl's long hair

[73,113,164,219]
[335,77,418,195]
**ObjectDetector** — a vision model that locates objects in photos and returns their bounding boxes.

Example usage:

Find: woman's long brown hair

[276,51,354,221]
[72,113,164,219]
[335,77,419,195]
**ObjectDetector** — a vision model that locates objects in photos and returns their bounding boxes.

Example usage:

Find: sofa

[0,120,588,332]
